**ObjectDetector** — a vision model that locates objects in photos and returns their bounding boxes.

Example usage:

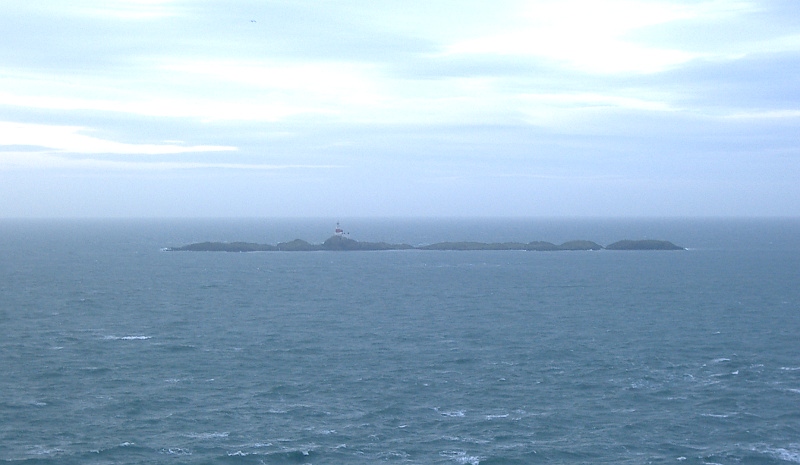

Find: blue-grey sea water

[1,218,799,464]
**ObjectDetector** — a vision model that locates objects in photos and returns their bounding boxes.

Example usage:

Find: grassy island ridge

[605,240,686,250]
[166,235,684,252]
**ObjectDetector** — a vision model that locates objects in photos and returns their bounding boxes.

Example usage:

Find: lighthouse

[334,222,344,236]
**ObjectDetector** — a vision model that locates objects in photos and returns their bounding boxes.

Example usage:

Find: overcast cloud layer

[1,0,799,217]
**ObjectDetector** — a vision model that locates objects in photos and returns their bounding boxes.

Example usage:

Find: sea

[1,218,799,465]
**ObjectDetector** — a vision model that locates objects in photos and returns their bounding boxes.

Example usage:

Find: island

[165,235,684,252]
[605,240,685,250]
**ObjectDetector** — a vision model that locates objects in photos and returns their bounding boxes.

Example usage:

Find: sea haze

[1,218,799,464]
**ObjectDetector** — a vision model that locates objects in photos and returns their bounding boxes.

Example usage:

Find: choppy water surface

[1,218,799,464]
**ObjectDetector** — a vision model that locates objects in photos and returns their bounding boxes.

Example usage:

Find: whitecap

[29,447,64,456]
[160,448,191,456]
[105,335,151,341]
[787,388,800,394]
[185,432,229,439]
[485,414,509,420]
[440,450,482,465]
[711,358,730,363]
[380,450,410,459]
[781,367,800,371]
[763,446,800,463]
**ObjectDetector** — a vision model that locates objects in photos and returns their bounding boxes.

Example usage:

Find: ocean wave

[440,449,483,465]
[442,436,491,445]
[436,408,466,417]
[185,431,229,439]
[27,446,64,456]
[762,445,800,463]
[160,447,191,456]
[104,335,152,340]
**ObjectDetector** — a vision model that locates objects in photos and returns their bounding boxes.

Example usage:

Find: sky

[1,0,799,218]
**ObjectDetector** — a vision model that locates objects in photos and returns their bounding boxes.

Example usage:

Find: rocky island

[166,235,684,252]
[605,240,685,250]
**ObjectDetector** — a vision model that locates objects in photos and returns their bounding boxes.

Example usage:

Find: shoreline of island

[165,235,685,252]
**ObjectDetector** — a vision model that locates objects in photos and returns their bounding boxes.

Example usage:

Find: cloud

[2,0,799,217]
[0,0,784,131]
[0,148,342,171]
[442,0,757,74]
[722,110,800,120]
[72,0,178,20]
[0,55,386,123]
[0,89,324,123]
[0,121,236,155]
[0,152,340,171]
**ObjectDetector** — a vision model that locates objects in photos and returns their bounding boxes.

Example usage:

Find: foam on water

[440,450,483,465]
[159,447,191,456]
[761,445,800,463]
[184,432,229,439]
[436,408,467,417]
